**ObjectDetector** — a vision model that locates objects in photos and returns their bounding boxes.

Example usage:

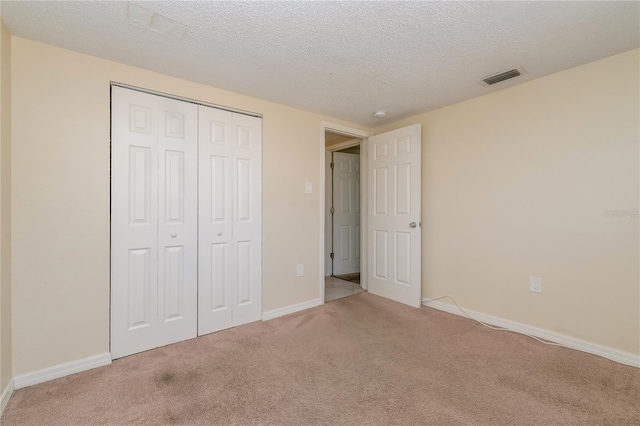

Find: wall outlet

[297,264,304,277]
[305,182,312,194]
[529,276,542,293]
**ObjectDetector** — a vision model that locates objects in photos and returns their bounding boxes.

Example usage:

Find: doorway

[323,129,366,302]
[326,140,362,301]
[320,121,423,308]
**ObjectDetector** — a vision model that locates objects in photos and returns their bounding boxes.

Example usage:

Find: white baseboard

[1,378,14,416]
[422,298,640,368]
[261,298,322,321]
[13,352,112,389]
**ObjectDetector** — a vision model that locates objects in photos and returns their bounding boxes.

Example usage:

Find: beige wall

[0,20,12,392]
[11,37,371,375]
[8,34,639,378]
[376,49,640,355]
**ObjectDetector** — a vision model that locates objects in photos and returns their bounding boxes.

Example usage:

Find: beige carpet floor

[3,292,639,425]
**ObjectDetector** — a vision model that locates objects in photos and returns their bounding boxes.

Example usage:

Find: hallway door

[332,152,361,275]
[367,124,422,307]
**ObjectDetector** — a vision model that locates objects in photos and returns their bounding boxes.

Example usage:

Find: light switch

[305,182,312,194]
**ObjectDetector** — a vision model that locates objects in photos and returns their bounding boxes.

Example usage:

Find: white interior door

[332,152,361,275]
[156,96,198,347]
[198,105,262,335]
[198,107,233,334]
[230,113,263,327]
[367,124,422,307]
[111,87,198,359]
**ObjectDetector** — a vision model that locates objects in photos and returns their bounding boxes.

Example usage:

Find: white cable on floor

[424,295,567,348]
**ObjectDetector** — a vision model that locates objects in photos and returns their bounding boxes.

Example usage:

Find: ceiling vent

[478,66,526,87]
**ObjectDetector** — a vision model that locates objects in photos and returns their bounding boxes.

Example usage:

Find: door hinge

[330,252,334,259]
[330,206,334,214]
[330,162,334,169]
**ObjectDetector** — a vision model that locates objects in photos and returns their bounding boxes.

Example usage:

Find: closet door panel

[157,97,198,346]
[231,113,262,327]
[111,87,159,359]
[198,106,234,335]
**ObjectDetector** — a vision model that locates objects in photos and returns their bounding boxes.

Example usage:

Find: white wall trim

[261,298,322,321]
[13,353,112,389]
[321,121,371,139]
[0,378,14,416]
[422,298,640,368]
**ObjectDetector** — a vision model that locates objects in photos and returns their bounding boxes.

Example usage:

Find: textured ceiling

[1,1,638,126]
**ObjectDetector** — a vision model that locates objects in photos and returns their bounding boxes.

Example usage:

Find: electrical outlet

[530,276,542,293]
[305,182,312,194]
[297,264,304,277]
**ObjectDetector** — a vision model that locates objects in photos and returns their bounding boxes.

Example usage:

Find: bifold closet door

[198,106,262,335]
[111,87,198,359]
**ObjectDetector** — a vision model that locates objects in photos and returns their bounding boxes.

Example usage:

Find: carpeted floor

[3,292,639,425]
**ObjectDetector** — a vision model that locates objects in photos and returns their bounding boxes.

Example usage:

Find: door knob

[409,222,417,228]
[170,233,177,238]
[217,231,223,236]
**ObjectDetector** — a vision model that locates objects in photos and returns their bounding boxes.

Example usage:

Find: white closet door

[156,96,198,346]
[231,112,262,327]
[111,87,159,358]
[111,87,197,359]
[198,106,262,335]
[198,107,234,334]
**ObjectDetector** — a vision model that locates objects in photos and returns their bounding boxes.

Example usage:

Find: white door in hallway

[111,87,198,358]
[332,152,361,275]
[367,124,422,307]
[198,105,262,336]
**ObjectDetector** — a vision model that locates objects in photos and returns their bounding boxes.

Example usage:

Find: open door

[367,124,422,307]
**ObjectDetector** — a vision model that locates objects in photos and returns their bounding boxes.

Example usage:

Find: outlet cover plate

[530,276,542,293]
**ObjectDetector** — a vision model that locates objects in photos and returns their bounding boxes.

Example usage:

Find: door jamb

[320,122,372,303]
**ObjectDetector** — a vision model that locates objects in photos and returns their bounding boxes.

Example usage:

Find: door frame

[319,122,372,302]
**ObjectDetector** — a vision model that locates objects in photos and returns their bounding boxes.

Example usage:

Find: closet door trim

[111,81,262,119]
